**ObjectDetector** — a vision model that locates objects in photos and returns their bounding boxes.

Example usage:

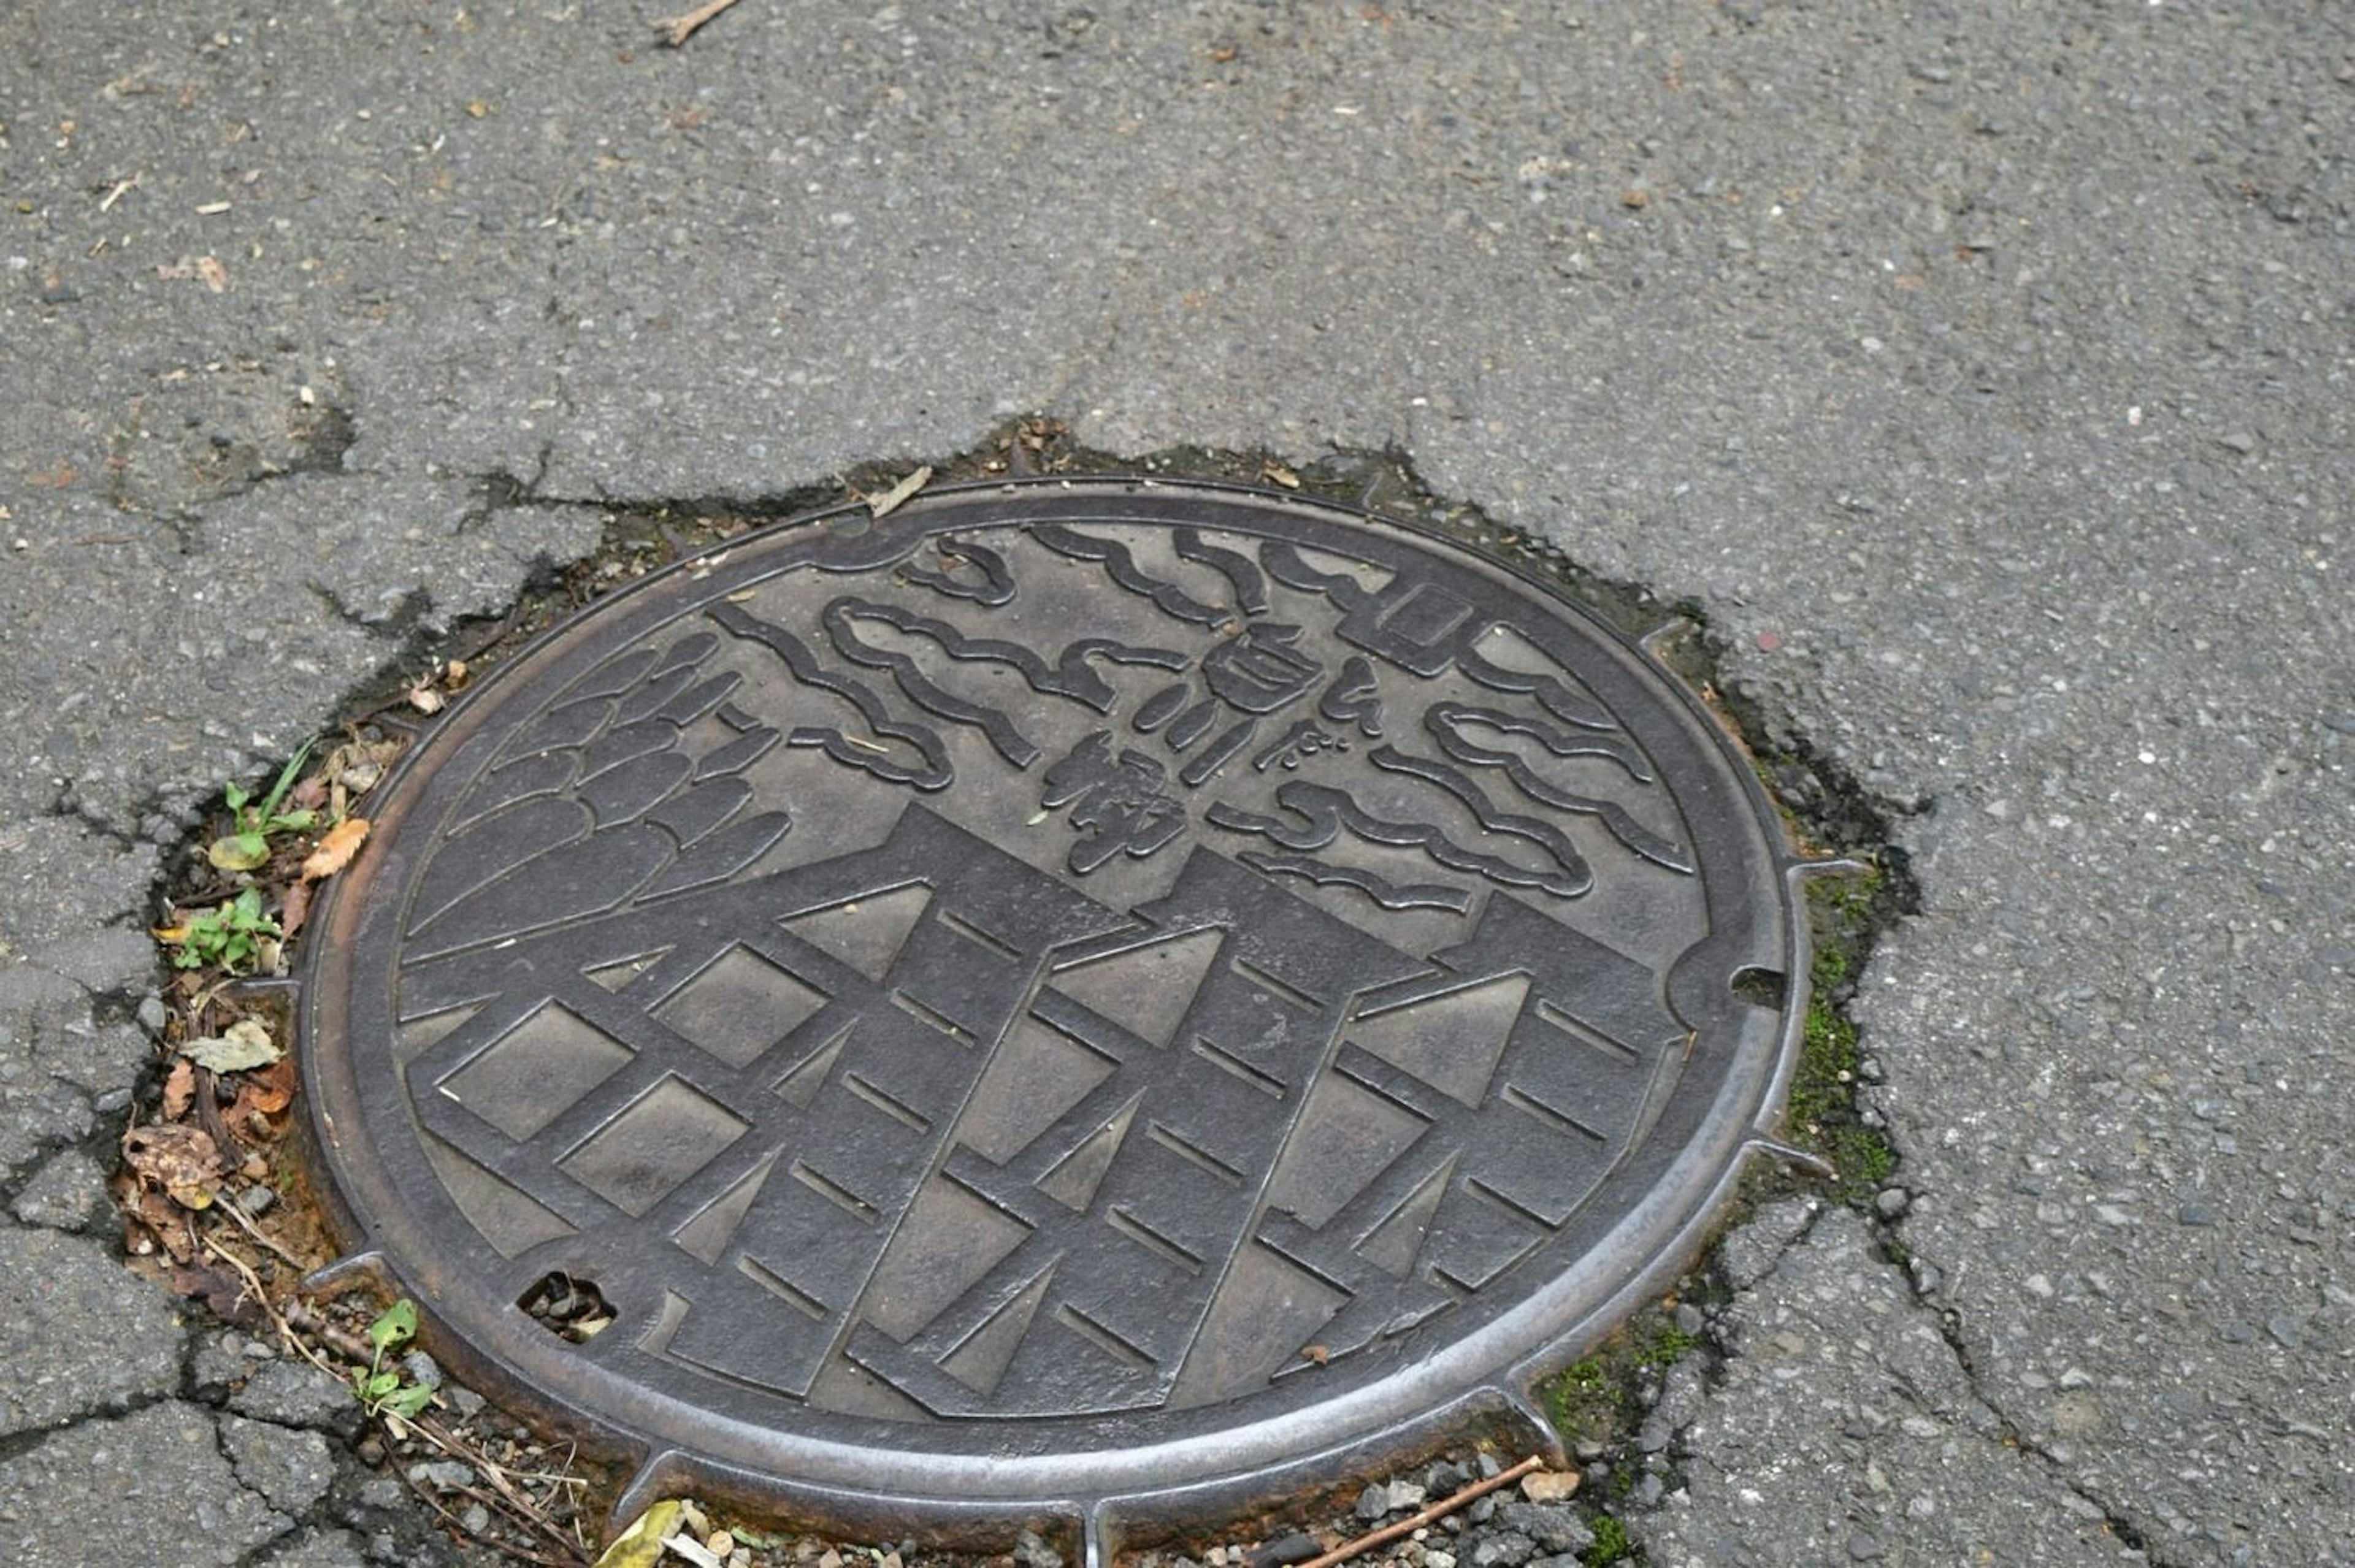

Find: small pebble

[1848,1532,1884,1561]
[1249,1532,1320,1568]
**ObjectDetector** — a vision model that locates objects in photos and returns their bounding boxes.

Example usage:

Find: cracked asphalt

[1,2,2349,1564]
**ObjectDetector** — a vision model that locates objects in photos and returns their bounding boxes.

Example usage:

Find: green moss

[1636,1321,1699,1371]
[1583,1515,1634,1564]
[1779,876,1899,1206]
[1541,1354,1621,1445]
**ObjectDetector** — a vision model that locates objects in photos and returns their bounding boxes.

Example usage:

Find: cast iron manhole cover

[301,476,1806,1552]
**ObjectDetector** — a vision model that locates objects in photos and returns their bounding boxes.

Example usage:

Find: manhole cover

[301,476,1805,1551]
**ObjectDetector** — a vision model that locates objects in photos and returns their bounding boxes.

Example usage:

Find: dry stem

[1294,1456,1549,1568]
[655,0,744,47]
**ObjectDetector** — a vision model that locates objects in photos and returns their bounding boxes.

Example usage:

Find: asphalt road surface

[0,3,2347,1565]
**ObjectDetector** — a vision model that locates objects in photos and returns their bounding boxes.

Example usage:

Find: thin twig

[655,0,744,47]
[209,1185,310,1269]
[1295,1456,1549,1568]
[417,1413,591,1561]
[397,1464,578,1568]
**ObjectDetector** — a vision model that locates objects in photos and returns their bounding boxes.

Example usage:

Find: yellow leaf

[206,835,269,872]
[594,1501,686,1568]
[301,817,370,882]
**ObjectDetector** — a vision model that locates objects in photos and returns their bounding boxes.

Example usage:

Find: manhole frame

[295,473,1823,1559]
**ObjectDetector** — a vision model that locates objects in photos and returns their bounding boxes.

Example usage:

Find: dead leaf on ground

[231,1057,294,1121]
[161,1059,196,1119]
[121,1186,196,1260]
[866,464,933,519]
[300,816,369,881]
[196,254,228,291]
[170,1260,266,1329]
[278,878,313,943]
[123,1122,224,1209]
[592,1499,684,1568]
[180,1017,281,1074]
[407,684,445,714]
[324,738,402,796]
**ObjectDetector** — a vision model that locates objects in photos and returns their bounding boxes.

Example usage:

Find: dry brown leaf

[232,1057,295,1120]
[171,1261,266,1329]
[278,878,313,943]
[301,816,370,881]
[161,1059,196,1120]
[866,464,933,519]
[124,1123,223,1209]
[182,1017,280,1074]
[196,254,228,291]
[324,738,403,795]
[407,685,445,714]
[124,1188,194,1261]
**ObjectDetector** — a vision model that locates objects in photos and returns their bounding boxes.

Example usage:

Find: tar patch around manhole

[299,476,1807,1555]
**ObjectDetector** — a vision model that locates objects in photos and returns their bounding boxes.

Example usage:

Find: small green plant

[1584,1514,1633,1564]
[352,1297,436,1421]
[1542,1353,1619,1442]
[1636,1321,1699,1371]
[170,888,281,973]
[207,745,318,871]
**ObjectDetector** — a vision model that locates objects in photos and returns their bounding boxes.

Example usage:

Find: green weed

[351,1298,436,1421]
[169,888,280,974]
[206,744,317,872]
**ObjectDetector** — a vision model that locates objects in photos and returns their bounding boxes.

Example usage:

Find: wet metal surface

[298,478,1807,1550]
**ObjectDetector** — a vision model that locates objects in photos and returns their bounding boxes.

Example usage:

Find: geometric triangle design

[1355,1150,1456,1279]
[1047,929,1225,1047]
[775,1022,852,1110]
[780,883,933,982]
[673,1150,779,1266]
[1346,974,1530,1108]
[1036,1092,1144,1212]
[940,1264,1058,1398]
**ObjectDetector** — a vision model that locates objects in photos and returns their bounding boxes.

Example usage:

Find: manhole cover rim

[299,474,1807,1534]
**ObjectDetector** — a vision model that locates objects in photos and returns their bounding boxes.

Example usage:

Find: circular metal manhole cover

[301,476,1805,1550]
